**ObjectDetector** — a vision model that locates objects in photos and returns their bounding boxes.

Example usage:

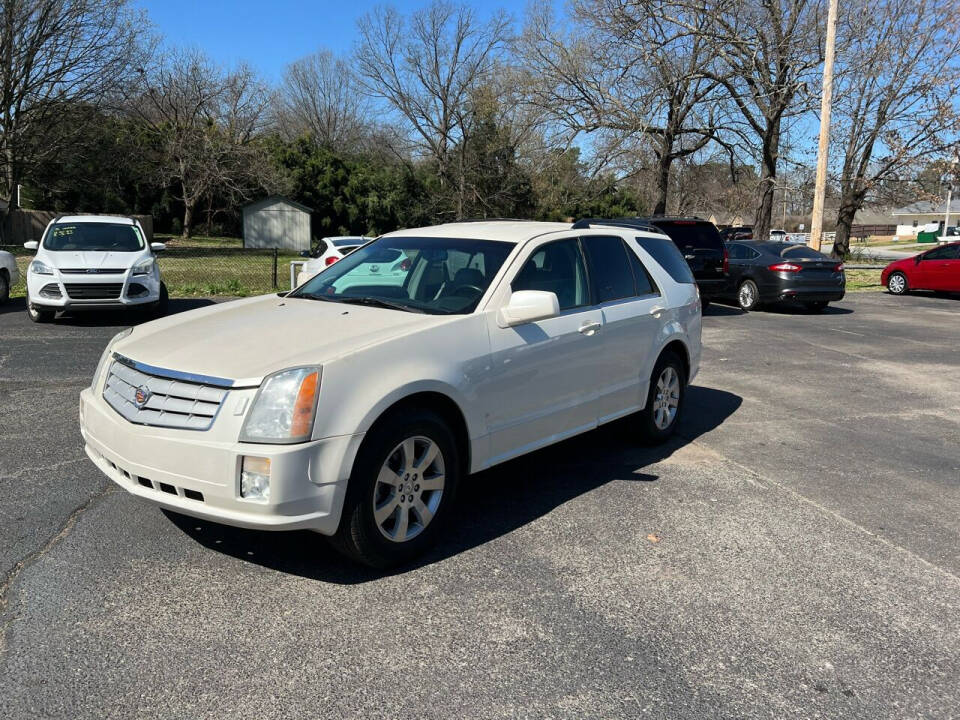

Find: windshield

[291,236,513,314]
[43,222,145,252]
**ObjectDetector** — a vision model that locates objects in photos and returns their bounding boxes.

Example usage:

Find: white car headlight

[132,257,155,276]
[91,327,134,391]
[240,367,321,444]
[30,260,54,275]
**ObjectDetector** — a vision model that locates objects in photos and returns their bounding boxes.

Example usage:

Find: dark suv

[573,217,729,305]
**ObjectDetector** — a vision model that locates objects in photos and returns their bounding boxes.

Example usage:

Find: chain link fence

[1,245,299,299]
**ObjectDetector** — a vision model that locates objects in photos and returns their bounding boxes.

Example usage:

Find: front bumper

[27,271,160,309]
[79,387,363,534]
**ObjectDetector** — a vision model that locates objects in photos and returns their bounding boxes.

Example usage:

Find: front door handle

[649,305,665,316]
[578,320,601,336]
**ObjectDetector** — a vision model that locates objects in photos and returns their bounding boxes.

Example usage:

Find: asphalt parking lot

[1,292,959,718]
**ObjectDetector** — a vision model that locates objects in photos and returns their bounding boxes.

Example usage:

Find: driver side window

[512,238,589,311]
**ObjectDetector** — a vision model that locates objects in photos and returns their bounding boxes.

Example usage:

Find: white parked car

[24,215,167,322]
[0,248,19,303]
[295,236,372,286]
[79,220,702,567]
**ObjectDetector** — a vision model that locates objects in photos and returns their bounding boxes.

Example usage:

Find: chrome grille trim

[103,359,229,431]
[112,353,251,389]
[59,268,126,274]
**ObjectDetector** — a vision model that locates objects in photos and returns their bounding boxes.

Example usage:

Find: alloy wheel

[738,281,757,309]
[653,366,680,430]
[372,435,445,543]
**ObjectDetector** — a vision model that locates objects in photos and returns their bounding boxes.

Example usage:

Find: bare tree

[274,49,369,150]
[132,50,276,237]
[667,0,823,241]
[830,0,960,256]
[520,0,725,214]
[354,0,510,217]
[0,0,144,199]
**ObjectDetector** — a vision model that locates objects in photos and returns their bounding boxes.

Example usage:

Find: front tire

[887,271,908,295]
[639,351,686,444]
[26,293,55,323]
[737,279,760,310]
[331,408,460,568]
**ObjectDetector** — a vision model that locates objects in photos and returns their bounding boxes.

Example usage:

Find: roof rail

[456,217,542,223]
[571,217,667,235]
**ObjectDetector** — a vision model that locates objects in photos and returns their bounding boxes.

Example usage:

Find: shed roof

[243,196,313,214]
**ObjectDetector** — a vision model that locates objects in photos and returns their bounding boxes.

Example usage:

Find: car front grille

[59,268,126,274]
[64,283,123,299]
[103,359,229,431]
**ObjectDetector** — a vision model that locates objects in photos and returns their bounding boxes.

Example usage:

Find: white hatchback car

[295,235,372,286]
[0,248,19,303]
[24,215,167,322]
[79,221,702,567]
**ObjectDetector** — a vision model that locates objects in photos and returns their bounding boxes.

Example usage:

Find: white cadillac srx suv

[24,215,167,322]
[79,220,702,567]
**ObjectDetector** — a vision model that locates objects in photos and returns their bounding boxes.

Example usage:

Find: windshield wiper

[337,296,425,313]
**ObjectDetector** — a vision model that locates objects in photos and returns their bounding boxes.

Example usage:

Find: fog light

[240,456,271,501]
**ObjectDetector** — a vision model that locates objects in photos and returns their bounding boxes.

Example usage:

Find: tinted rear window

[777,244,827,259]
[652,221,724,251]
[633,236,695,284]
[582,235,636,303]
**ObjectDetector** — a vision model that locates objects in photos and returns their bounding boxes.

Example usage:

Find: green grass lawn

[845,268,884,292]
[155,234,244,249]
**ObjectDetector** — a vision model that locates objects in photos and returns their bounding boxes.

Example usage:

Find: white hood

[47,250,143,271]
[113,294,450,384]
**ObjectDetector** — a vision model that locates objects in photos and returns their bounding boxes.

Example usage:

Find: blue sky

[135,0,529,81]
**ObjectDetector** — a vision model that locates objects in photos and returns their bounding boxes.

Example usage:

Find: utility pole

[942,154,958,243]
[808,0,839,252]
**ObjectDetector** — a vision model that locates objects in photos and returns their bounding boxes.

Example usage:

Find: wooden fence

[0,210,153,244]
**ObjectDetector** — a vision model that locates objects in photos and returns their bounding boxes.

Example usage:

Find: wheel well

[661,340,690,384]
[368,392,471,475]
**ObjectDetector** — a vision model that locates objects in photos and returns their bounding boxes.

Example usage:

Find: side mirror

[150,242,166,252]
[24,241,38,251]
[915,255,922,264]
[497,290,560,328]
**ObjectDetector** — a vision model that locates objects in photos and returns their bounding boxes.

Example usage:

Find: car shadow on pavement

[165,385,743,584]
[761,303,853,315]
[702,303,745,316]
[0,296,27,315]
[48,298,218,326]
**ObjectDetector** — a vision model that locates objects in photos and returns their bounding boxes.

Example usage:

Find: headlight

[132,257,155,276]
[239,367,321,444]
[91,328,133,391]
[30,260,53,275]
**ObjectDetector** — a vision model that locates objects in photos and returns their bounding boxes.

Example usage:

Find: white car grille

[102,359,229,431]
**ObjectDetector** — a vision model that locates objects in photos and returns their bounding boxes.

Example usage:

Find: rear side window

[633,235,695,284]
[625,243,658,295]
[653,221,724,252]
[581,235,635,303]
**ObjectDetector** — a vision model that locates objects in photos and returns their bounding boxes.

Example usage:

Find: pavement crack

[0,456,86,482]
[0,482,115,655]
[693,439,960,587]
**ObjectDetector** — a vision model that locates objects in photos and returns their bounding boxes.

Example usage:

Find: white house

[243,196,313,252]
[892,200,960,238]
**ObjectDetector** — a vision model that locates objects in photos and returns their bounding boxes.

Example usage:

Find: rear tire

[737,279,760,310]
[804,301,828,313]
[0,270,9,304]
[638,351,686,445]
[331,407,460,569]
[887,271,908,295]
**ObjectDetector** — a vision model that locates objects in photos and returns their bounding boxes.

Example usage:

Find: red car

[882,242,960,295]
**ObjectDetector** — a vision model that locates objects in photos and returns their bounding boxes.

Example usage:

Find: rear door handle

[578,320,601,336]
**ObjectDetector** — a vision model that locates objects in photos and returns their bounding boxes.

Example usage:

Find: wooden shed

[242,196,313,252]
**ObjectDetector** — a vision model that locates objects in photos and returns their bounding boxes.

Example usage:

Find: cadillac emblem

[134,385,151,409]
